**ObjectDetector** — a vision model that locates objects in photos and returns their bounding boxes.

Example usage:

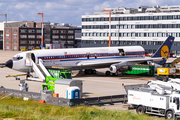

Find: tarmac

[0,50,176,110]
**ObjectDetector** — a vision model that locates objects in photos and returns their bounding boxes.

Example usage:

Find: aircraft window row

[82,15,180,22]
[82,24,180,29]
[126,52,145,55]
[82,32,179,37]
[40,54,124,60]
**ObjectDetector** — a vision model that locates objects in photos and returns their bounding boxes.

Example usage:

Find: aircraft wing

[74,57,164,69]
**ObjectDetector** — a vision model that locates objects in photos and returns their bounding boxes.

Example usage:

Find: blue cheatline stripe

[42,55,144,62]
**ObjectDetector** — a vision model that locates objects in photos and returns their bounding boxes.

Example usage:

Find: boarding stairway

[25,53,51,82]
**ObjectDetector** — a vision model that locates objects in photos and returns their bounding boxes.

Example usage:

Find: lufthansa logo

[161,45,169,58]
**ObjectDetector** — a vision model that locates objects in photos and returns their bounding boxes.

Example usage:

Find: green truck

[125,65,155,76]
[42,68,72,93]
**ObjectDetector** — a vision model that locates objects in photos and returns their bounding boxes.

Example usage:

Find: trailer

[125,65,155,76]
[127,81,180,119]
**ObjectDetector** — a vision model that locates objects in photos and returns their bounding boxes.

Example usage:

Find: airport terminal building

[81,5,180,54]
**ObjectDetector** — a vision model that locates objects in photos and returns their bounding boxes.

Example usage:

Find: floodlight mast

[102,9,111,47]
[37,12,44,48]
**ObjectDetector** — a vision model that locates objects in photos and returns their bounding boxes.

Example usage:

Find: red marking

[39,100,45,103]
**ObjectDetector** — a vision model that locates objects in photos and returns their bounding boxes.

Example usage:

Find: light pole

[102,9,111,47]
[37,12,44,48]
[0,14,7,27]
[0,14,7,51]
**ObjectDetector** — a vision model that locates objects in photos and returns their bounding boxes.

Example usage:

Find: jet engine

[109,65,132,73]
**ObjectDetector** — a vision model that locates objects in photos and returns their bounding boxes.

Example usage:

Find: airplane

[5,36,174,76]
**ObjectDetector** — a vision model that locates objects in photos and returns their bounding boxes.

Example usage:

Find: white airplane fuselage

[6,46,145,72]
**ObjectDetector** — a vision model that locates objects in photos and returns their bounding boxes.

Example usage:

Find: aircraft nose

[5,59,13,68]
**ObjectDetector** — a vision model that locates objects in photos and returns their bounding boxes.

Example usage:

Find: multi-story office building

[82,5,180,54]
[1,21,77,51]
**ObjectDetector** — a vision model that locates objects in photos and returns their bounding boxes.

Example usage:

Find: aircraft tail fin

[152,35,175,64]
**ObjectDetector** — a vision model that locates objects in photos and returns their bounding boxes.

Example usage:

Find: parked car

[21,47,28,51]
[33,47,40,50]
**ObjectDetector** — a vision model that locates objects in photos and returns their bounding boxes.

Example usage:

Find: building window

[20,29,27,33]
[6,29,9,33]
[20,35,27,38]
[60,30,66,34]
[36,30,41,33]
[28,35,35,38]
[6,40,9,43]
[68,36,74,39]
[29,40,35,44]
[6,46,9,49]
[60,35,66,39]
[13,34,17,38]
[37,35,41,39]
[52,30,59,33]
[13,46,17,50]
[67,41,74,44]
[68,30,74,34]
[14,29,17,33]
[28,46,34,50]
[52,35,59,39]
[20,40,27,44]
[36,41,41,44]
[28,29,35,33]
[14,41,17,44]
[6,34,9,38]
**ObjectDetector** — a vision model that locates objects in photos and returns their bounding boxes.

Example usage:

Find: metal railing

[0,87,127,107]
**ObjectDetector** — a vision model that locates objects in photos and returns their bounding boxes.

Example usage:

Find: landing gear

[106,71,111,76]
[105,71,118,76]
[84,69,96,74]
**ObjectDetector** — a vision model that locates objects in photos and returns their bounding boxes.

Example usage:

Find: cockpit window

[13,56,23,60]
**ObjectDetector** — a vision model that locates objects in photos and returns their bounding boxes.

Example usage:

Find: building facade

[3,21,76,51]
[81,5,180,54]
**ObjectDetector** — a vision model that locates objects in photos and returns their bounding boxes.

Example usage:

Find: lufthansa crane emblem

[161,45,169,58]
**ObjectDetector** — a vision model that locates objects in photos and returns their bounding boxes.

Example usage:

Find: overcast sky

[0,0,180,26]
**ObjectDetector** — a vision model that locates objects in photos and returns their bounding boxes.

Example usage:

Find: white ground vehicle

[128,80,180,119]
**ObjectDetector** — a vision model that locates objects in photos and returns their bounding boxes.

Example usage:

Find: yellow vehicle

[33,47,40,50]
[156,58,180,81]
[21,47,28,51]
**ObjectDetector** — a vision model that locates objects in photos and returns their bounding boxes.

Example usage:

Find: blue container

[67,86,80,99]
[67,86,80,105]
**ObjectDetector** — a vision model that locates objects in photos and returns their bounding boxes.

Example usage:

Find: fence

[0,87,70,106]
[70,94,127,106]
[0,87,127,107]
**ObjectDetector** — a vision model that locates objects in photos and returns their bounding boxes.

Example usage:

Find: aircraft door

[31,53,35,63]
[26,53,36,66]
[118,49,125,56]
